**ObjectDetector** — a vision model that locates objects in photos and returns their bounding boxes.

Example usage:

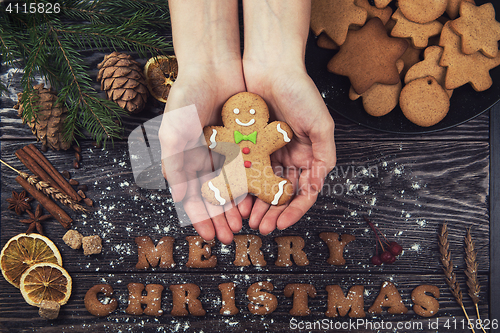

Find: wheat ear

[464,228,486,333]
[439,223,475,333]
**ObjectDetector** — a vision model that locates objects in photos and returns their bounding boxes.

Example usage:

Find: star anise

[20,205,52,235]
[6,190,33,215]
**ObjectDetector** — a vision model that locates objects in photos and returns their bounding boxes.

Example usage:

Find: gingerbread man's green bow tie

[234,130,257,144]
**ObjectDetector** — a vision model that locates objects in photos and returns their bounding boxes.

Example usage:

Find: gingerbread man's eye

[249,109,256,115]
[233,108,240,114]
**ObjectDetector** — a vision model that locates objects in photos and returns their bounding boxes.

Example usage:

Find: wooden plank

[333,111,490,142]
[1,140,489,274]
[0,272,489,333]
[489,104,500,321]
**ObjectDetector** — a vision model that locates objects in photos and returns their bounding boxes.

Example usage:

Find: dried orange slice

[144,55,178,103]
[0,233,62,288]
[19,262,72,306]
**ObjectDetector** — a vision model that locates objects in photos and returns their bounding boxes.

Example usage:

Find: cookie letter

[219,282,239,315]
[412,285,440,317]
[325,285,365,318]
[125,283,164,316]
[368,281,408,314]
[274,236,309,267]
[84,284,118,317]
[135,236,175,269]
[186,236,217,268]
[170,284,206,316]
[319,232,356,265]
[247,281,278,315]
[233,234,267,267]
[284,283,317,316]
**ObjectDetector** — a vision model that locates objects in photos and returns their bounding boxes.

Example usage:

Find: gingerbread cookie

[367,281,409,314]
[319,232,356,265]
[391,9,443,49]
[349,59,404,117]
[219,282,239,315]
[84,284,118,317]
[446,0,475,20]
[411,285,440,317]
[325,285,365,318]
[439,22,500,91]
[398,0,447,24]
[374,0,392,9]
[450,2,500,58]
[399,42,422,77]
[170,284,206,316]
[274,236,309,267]
[201,92,294,206]
[328,18,408,94]
[247,281,278,315]
[400,76,450,127]
[354,0,392,25]
[284,284,317,316]
[233,234,267,267]
[310,0,367,46]
[405,46,453,97]
[317,33,339,50]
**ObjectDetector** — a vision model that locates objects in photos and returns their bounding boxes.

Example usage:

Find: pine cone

[97,52,149,114]
[14,83,71,151]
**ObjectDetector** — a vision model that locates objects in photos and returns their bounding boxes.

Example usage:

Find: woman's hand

[242,0,337,235]
[159,0,249,244]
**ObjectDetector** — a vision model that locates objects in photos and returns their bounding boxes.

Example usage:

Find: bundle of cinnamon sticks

[15,144,85,229]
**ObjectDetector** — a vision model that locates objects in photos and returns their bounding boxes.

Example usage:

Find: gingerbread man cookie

[201,92,294,206]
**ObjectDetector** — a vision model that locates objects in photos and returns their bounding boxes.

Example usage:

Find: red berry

[387,255,397,264]
[371,255,383,266]
[380,251,394,263]
[389,242,403,256]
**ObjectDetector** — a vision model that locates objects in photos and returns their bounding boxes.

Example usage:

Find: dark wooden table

[1,53,498,333]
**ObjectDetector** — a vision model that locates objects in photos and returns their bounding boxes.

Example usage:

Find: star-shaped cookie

[391,9,443,48]
[328,18,408,94]
[310,0,367,46]
[450,2,500,58]
[439,22,500,91]
[446,0,475,20]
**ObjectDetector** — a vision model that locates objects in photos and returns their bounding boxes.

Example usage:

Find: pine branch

[1,0,172,146]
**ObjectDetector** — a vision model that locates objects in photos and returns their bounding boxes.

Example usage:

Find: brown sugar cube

[63,229,83,250]
[82,235,102,255]
[38,300,60,320]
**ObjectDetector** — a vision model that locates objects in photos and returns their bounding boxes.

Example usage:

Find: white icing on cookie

[249,109,256,115]
[208,181,225,205]
[235,118,255,127]
[233,108,240,114]
[271,180,288,205]
[276,123,291,142]
[209,129,217,149]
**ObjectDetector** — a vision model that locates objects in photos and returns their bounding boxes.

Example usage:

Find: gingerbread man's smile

[233,108,256,126]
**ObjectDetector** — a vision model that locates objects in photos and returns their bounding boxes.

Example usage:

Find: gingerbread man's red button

[244,161,252,168]
[242,147,250,154]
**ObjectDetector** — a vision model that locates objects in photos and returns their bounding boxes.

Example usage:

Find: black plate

[305,0,500,134]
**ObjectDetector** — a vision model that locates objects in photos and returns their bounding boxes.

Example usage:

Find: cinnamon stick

[15,175,72,229]
[23,144,81,202]
[15,149,65,195]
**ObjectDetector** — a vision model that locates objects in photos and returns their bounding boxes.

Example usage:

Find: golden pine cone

[14,83,71,151]
[97,52,149,114]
